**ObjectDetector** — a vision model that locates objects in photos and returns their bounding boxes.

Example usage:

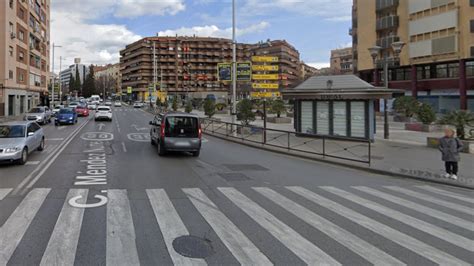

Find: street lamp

[51,43,62,108]
[368,41,405,140]
[145,39,158,109]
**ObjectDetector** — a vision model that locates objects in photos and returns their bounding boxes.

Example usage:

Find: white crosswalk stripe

[106,189,140,266]
[147,189,206,266]
[219,187,341,265]
[322,186,474,251]
[287,186,470,265]
[0,185,471,265]
[0,189,12,201]
[416,186,474,204]
[184,188,272,265]
[40,189,88,266]
[0,188,50,265]
[354,186,474,230]
[385,186,474,215]
[254,187,404,265]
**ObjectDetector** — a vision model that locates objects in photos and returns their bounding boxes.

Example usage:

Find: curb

[204,131,474,190]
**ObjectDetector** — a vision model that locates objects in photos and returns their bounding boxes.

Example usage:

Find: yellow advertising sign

[251,56,279,63]
[252,83,279,89]
[252,65,279,71]
[127,86,133,94]
[252,74,279,80]
[251,92,281,98]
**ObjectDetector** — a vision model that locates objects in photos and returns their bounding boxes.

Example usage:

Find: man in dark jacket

[439,128,463,180]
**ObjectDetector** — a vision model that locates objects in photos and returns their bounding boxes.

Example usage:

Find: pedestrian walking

[439,127,463,180]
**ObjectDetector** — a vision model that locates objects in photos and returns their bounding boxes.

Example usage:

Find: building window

[18,7,25,21]
[471,0,474,7]
[467,61,474,77]
[18,50,24,62]
[9,46,14,57]
[18,30,24,41]
[9,70,14,79]
[9,22,14,33]
[417,65,431,80]
[447,63,459,78]
[436,64,448,78]
[9,0,13,8]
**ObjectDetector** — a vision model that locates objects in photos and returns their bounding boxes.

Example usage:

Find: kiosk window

[350,101,366,138]
[333,102,347,136]
[316,101,329,135]
[300,101,314,133]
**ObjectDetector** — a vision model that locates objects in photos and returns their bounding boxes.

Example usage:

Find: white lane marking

[106,189,140,266]
[121,142,127,153]
[417,186,474,204]
[218,187,340,265]
[254,187,404,266]
[13,118,91,195]
[146,189,206,266]
[40,189,88,266]
[322,186,473,251]
[0,188,50,265]
[385,186,474,215]
[287,187,471,266]
[45,138,64,141]
[25,161,40,165]
[184,188,271,265]
[354,186,474,231]
[0,189,12,201]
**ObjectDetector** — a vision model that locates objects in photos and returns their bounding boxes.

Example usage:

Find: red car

[75,106,89,117]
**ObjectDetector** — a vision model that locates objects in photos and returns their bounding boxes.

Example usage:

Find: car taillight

[198,124,202,139]
[160,121,165,138]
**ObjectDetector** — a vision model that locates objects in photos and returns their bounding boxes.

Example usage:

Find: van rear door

[165,116,199,138]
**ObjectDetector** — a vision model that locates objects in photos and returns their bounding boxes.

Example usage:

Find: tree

[438,110,474,140]
[185,100,193,113]
[82,65,96,97]
[73,67,82,94]
[203,98,216,118]
[172,97,178,111]
[416,103,436,125]
[271,99,286,118]
[393,96,419,118]
[237,98,255,126]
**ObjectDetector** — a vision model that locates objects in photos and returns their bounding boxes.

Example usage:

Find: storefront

[282,75,397,140]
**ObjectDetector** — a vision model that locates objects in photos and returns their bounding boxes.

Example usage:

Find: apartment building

[94,63,121,95]
[330,47,353,75]
[300,62,318,80]
[59,58,89,95]
[120,37,305,101]
[0,0,50,117]
[352,0,474,112]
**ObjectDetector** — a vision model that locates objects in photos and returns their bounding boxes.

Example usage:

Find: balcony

[376,0,399,11]
[376,35,400,49]
[376,15,399,31]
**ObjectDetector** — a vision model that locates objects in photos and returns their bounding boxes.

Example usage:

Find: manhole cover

[223,164,269,171]
[173,235,214,258]
[218,172,251,181]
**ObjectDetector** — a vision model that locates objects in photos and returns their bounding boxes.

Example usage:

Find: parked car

[24,106,52,125]
[105,101,112,106]
[133,102,143,108]
[114,102,122,107]
[150,112,202,157]
[0,121,44,164]
[55,108,78,125]
[95,106,113,121]
[75,106,89,117]
[52,105,65,116]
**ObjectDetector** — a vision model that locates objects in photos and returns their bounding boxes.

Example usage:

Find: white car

[114,102,122,107]
[133,102,143,108]
[95,106,113,121]
[105,101,112,106]
[88,104,97,110]
[52,105,65,116]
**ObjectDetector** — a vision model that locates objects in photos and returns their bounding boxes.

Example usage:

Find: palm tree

[438,110,474,140]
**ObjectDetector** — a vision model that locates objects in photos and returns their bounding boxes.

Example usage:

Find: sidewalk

[192,109,474,188]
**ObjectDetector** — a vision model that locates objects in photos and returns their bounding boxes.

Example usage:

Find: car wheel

[38,138,45,151]
[18,147,28,165]
[192,150,200,157]
[150,136,156,146]
[157,141,166,156]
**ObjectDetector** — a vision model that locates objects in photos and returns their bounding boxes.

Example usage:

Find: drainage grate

[218,172,251,181]
[223,164,269,171]
[173,235,214,259]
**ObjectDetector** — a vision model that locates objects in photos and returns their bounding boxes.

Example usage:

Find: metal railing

[202,118,371,165]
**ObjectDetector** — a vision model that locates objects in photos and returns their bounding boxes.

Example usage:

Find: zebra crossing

[0,185,472,265]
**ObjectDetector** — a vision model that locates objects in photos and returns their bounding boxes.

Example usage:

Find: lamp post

[231,0,237,124]
[368,41,405,140]
[58,56,67,105]
[146,39,158,109]
[51,43,62,108]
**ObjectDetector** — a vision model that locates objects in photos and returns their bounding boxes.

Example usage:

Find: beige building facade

[0,0,50,117]
[330,47,353,75]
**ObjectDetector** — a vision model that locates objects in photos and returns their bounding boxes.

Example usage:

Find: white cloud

[158,21,270,38]
[307,62,330,69]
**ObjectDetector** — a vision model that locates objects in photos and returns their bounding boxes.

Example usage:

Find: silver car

[150,112,202,157]
[0,121,45,164]
[24,106,52,125]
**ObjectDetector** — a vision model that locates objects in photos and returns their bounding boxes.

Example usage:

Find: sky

[50,0,353,72]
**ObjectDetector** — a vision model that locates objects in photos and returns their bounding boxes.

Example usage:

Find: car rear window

[165,116,198,138]
[98,107,110,111]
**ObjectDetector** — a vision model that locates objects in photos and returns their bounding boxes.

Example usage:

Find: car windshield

[28,108,43,113]
[165,116,198,138]
[59,108,74,114]
[0,125,25,138]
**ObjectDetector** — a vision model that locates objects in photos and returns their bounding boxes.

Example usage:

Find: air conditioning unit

[10,32,16,39]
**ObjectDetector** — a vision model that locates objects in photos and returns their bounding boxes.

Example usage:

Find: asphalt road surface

[1,105,473,265]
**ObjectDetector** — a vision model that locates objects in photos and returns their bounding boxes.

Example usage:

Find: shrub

[438,110,474,140]
[185,100,193,113]
[203,98,216,118]
[271,99,286,118]
[237,99,255,126]
[416,103,436,124]
[172,97,178,111]
[393,96,419,118]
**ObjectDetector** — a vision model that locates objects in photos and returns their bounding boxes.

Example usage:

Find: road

[1,105,473,265]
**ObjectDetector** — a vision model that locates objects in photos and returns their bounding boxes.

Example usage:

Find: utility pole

[51,43,61,108]
[152,41,157,108]
[231,0,237,124]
